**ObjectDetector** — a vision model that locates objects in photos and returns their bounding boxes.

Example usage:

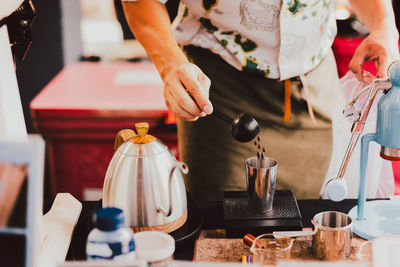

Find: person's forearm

[122,0,189,80]
[349,0,398,39]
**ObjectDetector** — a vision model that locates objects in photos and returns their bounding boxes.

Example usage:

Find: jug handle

[114,129,136,151]
[311,219,319,235]
[157,162,189,217]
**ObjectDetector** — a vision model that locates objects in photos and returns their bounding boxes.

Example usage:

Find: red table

[31,62,177,200]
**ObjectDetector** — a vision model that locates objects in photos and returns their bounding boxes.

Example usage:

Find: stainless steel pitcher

[102,122,188,233]
[312,211,353,260]
[245,157,278,213]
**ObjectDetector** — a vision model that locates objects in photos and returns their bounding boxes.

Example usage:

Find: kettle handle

[157,162,189,217]
[114,129,136,151]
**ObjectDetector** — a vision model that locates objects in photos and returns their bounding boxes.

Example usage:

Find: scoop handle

[212,109,232,124]
[273,230,315,238]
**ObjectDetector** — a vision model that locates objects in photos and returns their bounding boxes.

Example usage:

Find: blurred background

[17,0,400,134]
[17,0,180,134]
[12,0,400,200]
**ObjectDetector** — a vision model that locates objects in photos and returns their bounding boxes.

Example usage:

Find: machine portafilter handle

[325,79,392,202]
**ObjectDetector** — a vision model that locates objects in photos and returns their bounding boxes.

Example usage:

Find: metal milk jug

[103,122,188,233]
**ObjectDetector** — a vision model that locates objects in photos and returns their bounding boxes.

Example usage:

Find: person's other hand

[163,63,213,121]
[349,31,399,80]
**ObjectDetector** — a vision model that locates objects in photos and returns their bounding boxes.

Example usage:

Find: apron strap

[283,79,291,122]
[300,74,317,125]
[283,76,317,125]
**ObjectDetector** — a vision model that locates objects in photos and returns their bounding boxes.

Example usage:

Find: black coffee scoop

[212,110,260,142]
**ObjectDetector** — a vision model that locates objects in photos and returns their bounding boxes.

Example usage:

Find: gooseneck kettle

[103,122,188,233]
[325,61,400,239]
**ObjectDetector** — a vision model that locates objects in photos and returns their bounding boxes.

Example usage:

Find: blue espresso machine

[325,61,400,240]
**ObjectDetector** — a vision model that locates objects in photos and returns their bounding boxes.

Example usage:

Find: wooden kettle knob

[114,122,157,151]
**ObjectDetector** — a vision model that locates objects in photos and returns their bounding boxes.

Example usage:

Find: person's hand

[349,30,399,80]
[163,63,213,121]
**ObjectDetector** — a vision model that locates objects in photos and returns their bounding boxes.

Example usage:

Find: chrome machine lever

[324,79,392,202]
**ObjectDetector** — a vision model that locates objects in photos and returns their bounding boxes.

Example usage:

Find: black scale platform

[223,190,303,237]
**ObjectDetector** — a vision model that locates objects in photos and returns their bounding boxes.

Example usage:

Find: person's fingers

[349,48,365,81]
[349,33,397,81]
[172,104,199,121]
[165,99,199,121]
[164,84,201,120]
[173,81,203,115]
[162,63,213,120]
[362,71,375,84]
[164,75,203,117]
[376,53,389,79]
[197,73,211,100]
[197,73,211,117]
[185,116,200,122]
[179,64,213,114]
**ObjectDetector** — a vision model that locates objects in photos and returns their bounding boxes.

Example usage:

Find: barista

[122,0,399,201]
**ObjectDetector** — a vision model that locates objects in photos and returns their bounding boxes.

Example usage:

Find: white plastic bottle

[86,207,136,262]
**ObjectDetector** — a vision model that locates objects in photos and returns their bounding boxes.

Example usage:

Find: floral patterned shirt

[124,0,337,80]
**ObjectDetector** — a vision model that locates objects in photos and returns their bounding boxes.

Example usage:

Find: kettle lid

[114,122,156,151]
[114,122,169,157]
[129,122,156,144]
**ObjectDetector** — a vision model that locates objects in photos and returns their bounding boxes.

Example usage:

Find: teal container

[376,63,400,149]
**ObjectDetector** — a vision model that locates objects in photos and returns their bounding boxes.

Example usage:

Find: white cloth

[123,0,337,80]
[320,71,395,199]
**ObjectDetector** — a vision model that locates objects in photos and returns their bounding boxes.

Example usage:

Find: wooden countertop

[65,198,375,262]
[193,229,369,264]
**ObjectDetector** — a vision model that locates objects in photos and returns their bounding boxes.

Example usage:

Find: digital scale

[223,190,302,238]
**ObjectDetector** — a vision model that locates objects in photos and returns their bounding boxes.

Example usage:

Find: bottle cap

[95,207,125,231]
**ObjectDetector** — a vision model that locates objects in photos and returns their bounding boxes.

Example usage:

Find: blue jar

[86,207,136,262]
